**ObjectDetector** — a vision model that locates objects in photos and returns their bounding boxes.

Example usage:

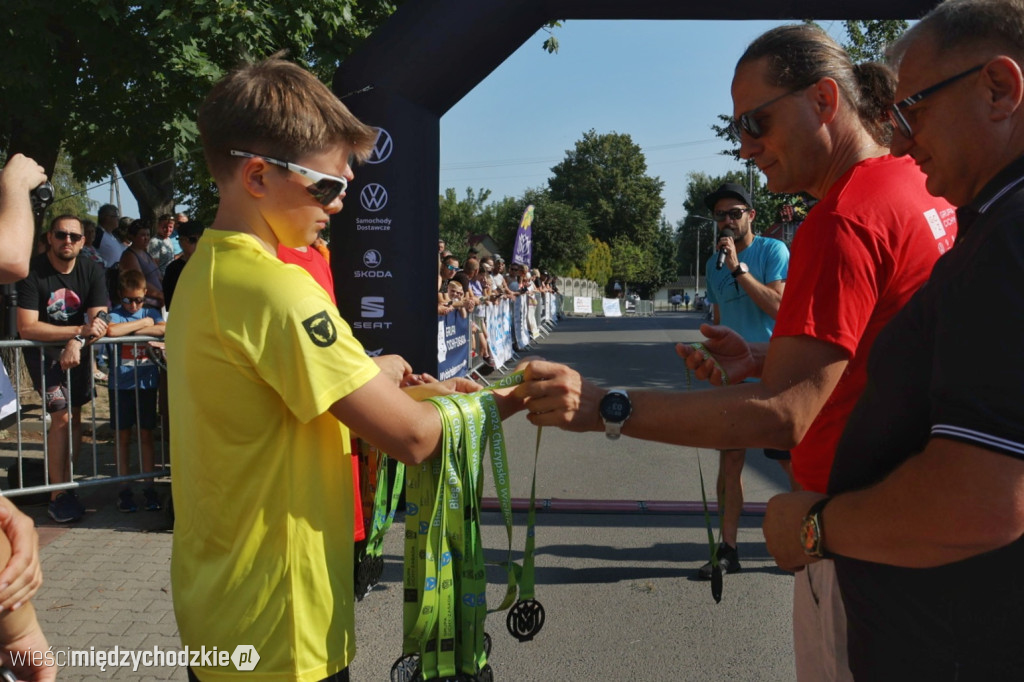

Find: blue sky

[91,18,851,224]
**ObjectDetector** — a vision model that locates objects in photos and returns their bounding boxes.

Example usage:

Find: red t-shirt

[773,155,957,493]
[278,244,337,305]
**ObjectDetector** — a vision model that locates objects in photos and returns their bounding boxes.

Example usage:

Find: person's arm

[516,334,848,450]
[329,373,524,466]
[0,499,41,613]
[16,305,107,344]
[764,438,1024,571]
[0,155,47,284]
[676,324,770,384]
[106,316,157,337]
[735,277,785,319]
[0,526,54,682]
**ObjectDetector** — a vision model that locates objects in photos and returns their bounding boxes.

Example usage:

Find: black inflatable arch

[331,0,937,373]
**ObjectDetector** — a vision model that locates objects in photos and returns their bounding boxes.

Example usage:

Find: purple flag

[511,204,534,267]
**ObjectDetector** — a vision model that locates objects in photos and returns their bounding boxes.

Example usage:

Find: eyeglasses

[229,150,348,206]
[446,264,459,271]
[728,86,810,139]
[179,235,199,244]
[52,230,84,243]
[713,208,751,222]
[889,64,984,139]
[121,297,145,305]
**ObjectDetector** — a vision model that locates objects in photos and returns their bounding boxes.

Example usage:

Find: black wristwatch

[599,389,632,440]
[731,262,750,278]
[71,334,87,347]
[800,497,834,559]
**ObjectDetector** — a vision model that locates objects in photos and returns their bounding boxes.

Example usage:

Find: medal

[506,599,545,642]
[355,553,374,600]
[390,653,421,682]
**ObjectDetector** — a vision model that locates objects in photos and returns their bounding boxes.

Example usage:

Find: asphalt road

[351,311,796,682]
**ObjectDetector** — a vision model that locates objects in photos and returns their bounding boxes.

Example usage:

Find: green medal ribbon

[393,370,543,681]
[685,343,727,603]
[356,448,404,599]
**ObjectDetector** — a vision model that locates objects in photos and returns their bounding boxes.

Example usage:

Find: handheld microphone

[715,228,735,270]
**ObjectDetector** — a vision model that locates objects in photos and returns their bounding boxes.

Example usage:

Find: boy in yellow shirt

[168,55,521,682]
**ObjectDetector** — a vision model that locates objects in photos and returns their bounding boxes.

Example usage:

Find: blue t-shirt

[705,235,789,343]
[108,306,164,390]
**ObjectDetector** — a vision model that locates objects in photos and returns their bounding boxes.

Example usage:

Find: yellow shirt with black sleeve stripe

[167,230,379,682]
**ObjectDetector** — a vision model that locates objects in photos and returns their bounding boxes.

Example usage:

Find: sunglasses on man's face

[52,230,85,243]
[229,150,348,206]
[714,208,751,222]
[121,297,145,305]
[446,264,459,271]
[728,86,810,140]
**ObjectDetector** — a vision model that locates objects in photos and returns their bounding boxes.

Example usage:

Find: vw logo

[362,250,382,268]
[360,183,388,212]
[366,128,393,164]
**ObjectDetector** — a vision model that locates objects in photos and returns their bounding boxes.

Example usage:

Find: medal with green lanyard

[390,371,544,682]
[686,342,729,603]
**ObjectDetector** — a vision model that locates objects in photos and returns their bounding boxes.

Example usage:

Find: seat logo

[361,296,385,318]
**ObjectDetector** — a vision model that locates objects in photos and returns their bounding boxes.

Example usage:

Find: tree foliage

[571,235,612,284]
[548,130,665,247]
[842,20,909,63]
[1,0,401,224]
[439,187,492,252]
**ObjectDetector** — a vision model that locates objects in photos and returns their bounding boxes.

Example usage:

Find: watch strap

[803,497,834,559]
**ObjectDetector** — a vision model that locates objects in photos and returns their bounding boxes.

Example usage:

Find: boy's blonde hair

[119,269,147,294]
[198,52,379,180]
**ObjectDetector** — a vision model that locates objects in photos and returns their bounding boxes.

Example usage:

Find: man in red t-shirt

[514,24,956,681]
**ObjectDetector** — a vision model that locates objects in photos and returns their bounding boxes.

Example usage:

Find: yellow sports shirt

[167,230,379,681]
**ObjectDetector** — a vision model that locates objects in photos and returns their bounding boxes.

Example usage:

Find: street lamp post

[689,215,716,297]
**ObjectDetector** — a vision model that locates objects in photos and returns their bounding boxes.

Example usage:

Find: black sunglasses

[52,230,84,243]
[121,297,145,305]
[713,208,751,222]
[229,150,348,206]
[889,64,984,139]
[728,86,811,140]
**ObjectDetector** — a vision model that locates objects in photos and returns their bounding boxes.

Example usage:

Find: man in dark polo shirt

[761,1,1024,678]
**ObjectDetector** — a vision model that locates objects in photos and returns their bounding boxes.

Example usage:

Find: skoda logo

[362,250,382,268]
[366,128,393,164]
[360,183,388,212]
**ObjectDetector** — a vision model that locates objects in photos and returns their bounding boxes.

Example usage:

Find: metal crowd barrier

[0,337,168,500]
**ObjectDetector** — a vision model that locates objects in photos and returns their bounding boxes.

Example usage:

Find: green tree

[439,187,492,252]
[842,20,909,63]
[548,130,665,247]
[572,235,612,284]
[476,189,591,275]
[1,0,401,224]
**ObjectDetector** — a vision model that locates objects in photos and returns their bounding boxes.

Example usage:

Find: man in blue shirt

[698,183,792,579]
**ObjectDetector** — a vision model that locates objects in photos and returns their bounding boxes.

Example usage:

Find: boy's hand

[373,355,413,386]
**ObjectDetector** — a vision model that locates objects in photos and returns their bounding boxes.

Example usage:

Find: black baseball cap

[704,183,753,211]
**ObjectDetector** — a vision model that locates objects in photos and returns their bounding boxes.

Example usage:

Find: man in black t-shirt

[761,2,1024,678]
[16,215,108,523]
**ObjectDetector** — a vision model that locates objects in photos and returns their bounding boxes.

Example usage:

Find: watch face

[600,392,631,422]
